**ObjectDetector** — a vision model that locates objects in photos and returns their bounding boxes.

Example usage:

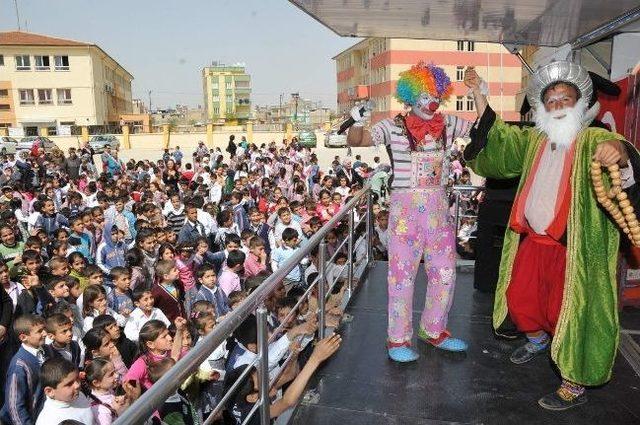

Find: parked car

[0,137,19,154]
[297,129,317,148]
[324,130,347,148]
[89,135,120,153]
[18,136,57,152]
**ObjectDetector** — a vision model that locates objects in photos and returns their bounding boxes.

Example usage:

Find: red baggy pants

[506,234,566,334]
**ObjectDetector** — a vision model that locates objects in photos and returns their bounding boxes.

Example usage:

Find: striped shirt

[166,210,186,234]
[372,114,472,189]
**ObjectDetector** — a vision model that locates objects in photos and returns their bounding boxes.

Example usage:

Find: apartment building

[334,38,523,124]
[202,62,251,124]
[0,31,133,135]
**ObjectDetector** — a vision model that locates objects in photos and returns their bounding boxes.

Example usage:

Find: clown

[347,62,473,362]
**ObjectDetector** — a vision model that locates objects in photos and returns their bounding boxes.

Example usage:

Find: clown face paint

[411,93,441,120]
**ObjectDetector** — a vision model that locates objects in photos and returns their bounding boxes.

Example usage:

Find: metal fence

[114,184,375,425]
[451,184,483,242]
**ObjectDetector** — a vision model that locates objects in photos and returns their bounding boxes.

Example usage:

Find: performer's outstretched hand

[464,66,488,117]
[593,140,629,167]
[464,67,480,90]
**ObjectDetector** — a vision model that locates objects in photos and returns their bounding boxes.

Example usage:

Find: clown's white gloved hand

[350,105,366,122]
[349,100,376,123]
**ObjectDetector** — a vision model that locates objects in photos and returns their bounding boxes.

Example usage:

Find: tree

[168,117,179,132]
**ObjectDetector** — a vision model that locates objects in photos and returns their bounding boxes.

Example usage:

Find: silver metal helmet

[527,60,592,108]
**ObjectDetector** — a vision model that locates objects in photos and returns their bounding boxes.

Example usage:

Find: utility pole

[13,0,21,30]
[148,90,152,113]
[291,92,299,123]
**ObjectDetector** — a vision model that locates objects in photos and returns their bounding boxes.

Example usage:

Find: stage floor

[291,261,640,425]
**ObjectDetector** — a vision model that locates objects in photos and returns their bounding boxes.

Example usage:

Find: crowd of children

[0,137,383,425]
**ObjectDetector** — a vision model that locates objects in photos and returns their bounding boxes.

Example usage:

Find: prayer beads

[591,161,640,246]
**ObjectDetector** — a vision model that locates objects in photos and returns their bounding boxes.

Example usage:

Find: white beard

[533,97,588,149]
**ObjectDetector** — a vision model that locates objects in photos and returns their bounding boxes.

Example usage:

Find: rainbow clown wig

[395,62,453,106]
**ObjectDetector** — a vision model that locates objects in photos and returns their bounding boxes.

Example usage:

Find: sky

[0,0,358,109]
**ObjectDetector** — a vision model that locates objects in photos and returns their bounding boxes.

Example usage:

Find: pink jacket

[244,253,267,278]
[176,258,196,291]
[218,268,241,296]
[124,351,167,390]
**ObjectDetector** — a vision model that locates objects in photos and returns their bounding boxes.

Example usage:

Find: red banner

[603,69,640,306]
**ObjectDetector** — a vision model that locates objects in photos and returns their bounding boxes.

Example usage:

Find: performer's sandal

[387,342,419,363]
[538,389,587,411]
[417,329,468,352]
[509,341,548,365]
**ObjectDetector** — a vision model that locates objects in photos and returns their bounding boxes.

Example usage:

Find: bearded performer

[347,62,472,362]
[463,61,640,410]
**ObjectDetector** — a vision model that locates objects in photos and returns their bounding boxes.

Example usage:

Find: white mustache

[550,109,568,118]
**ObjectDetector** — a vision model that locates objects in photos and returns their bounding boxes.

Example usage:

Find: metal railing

[114,184,375,425]
[452,185,483,240]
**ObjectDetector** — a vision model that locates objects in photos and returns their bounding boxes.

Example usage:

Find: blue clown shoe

[388,345,419,363]
[433,337,468,352]
[418,328,468,352]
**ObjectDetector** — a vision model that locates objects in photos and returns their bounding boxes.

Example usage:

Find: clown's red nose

[428,102,439,112]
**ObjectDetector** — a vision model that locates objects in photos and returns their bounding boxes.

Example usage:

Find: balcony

[347,85,369,100]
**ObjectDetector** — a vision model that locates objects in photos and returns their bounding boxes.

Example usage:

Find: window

[455,96,463,111]
[37,89,53,105]
[54,55,69,71]
[212,106,220,115]
[225,82,232,89]
[226,105,233,114]
[0,89,7,97]
[226,96,233,104]
[57,88,72,105]
[19,89,35,105]
[15,55,30,70]
[211,83,219,90]
[212,95,219,101]
[34,55,50,70]
[0,55,4,66]
[466,96,475,111]
[0,104,9,110]
[456,66,464,81]
[457,41,475,52]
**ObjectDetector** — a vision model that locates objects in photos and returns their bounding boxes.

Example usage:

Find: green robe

[468,115,627,386]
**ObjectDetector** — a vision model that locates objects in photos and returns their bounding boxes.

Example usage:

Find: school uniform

[195,285,231,317]
[0,345,45,425]
[151,282,185,322]
[43,341,82,368]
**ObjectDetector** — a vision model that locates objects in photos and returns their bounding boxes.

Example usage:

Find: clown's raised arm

[347,62,475,152]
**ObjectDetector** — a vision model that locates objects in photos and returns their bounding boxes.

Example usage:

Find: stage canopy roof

[290,0,640,48]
